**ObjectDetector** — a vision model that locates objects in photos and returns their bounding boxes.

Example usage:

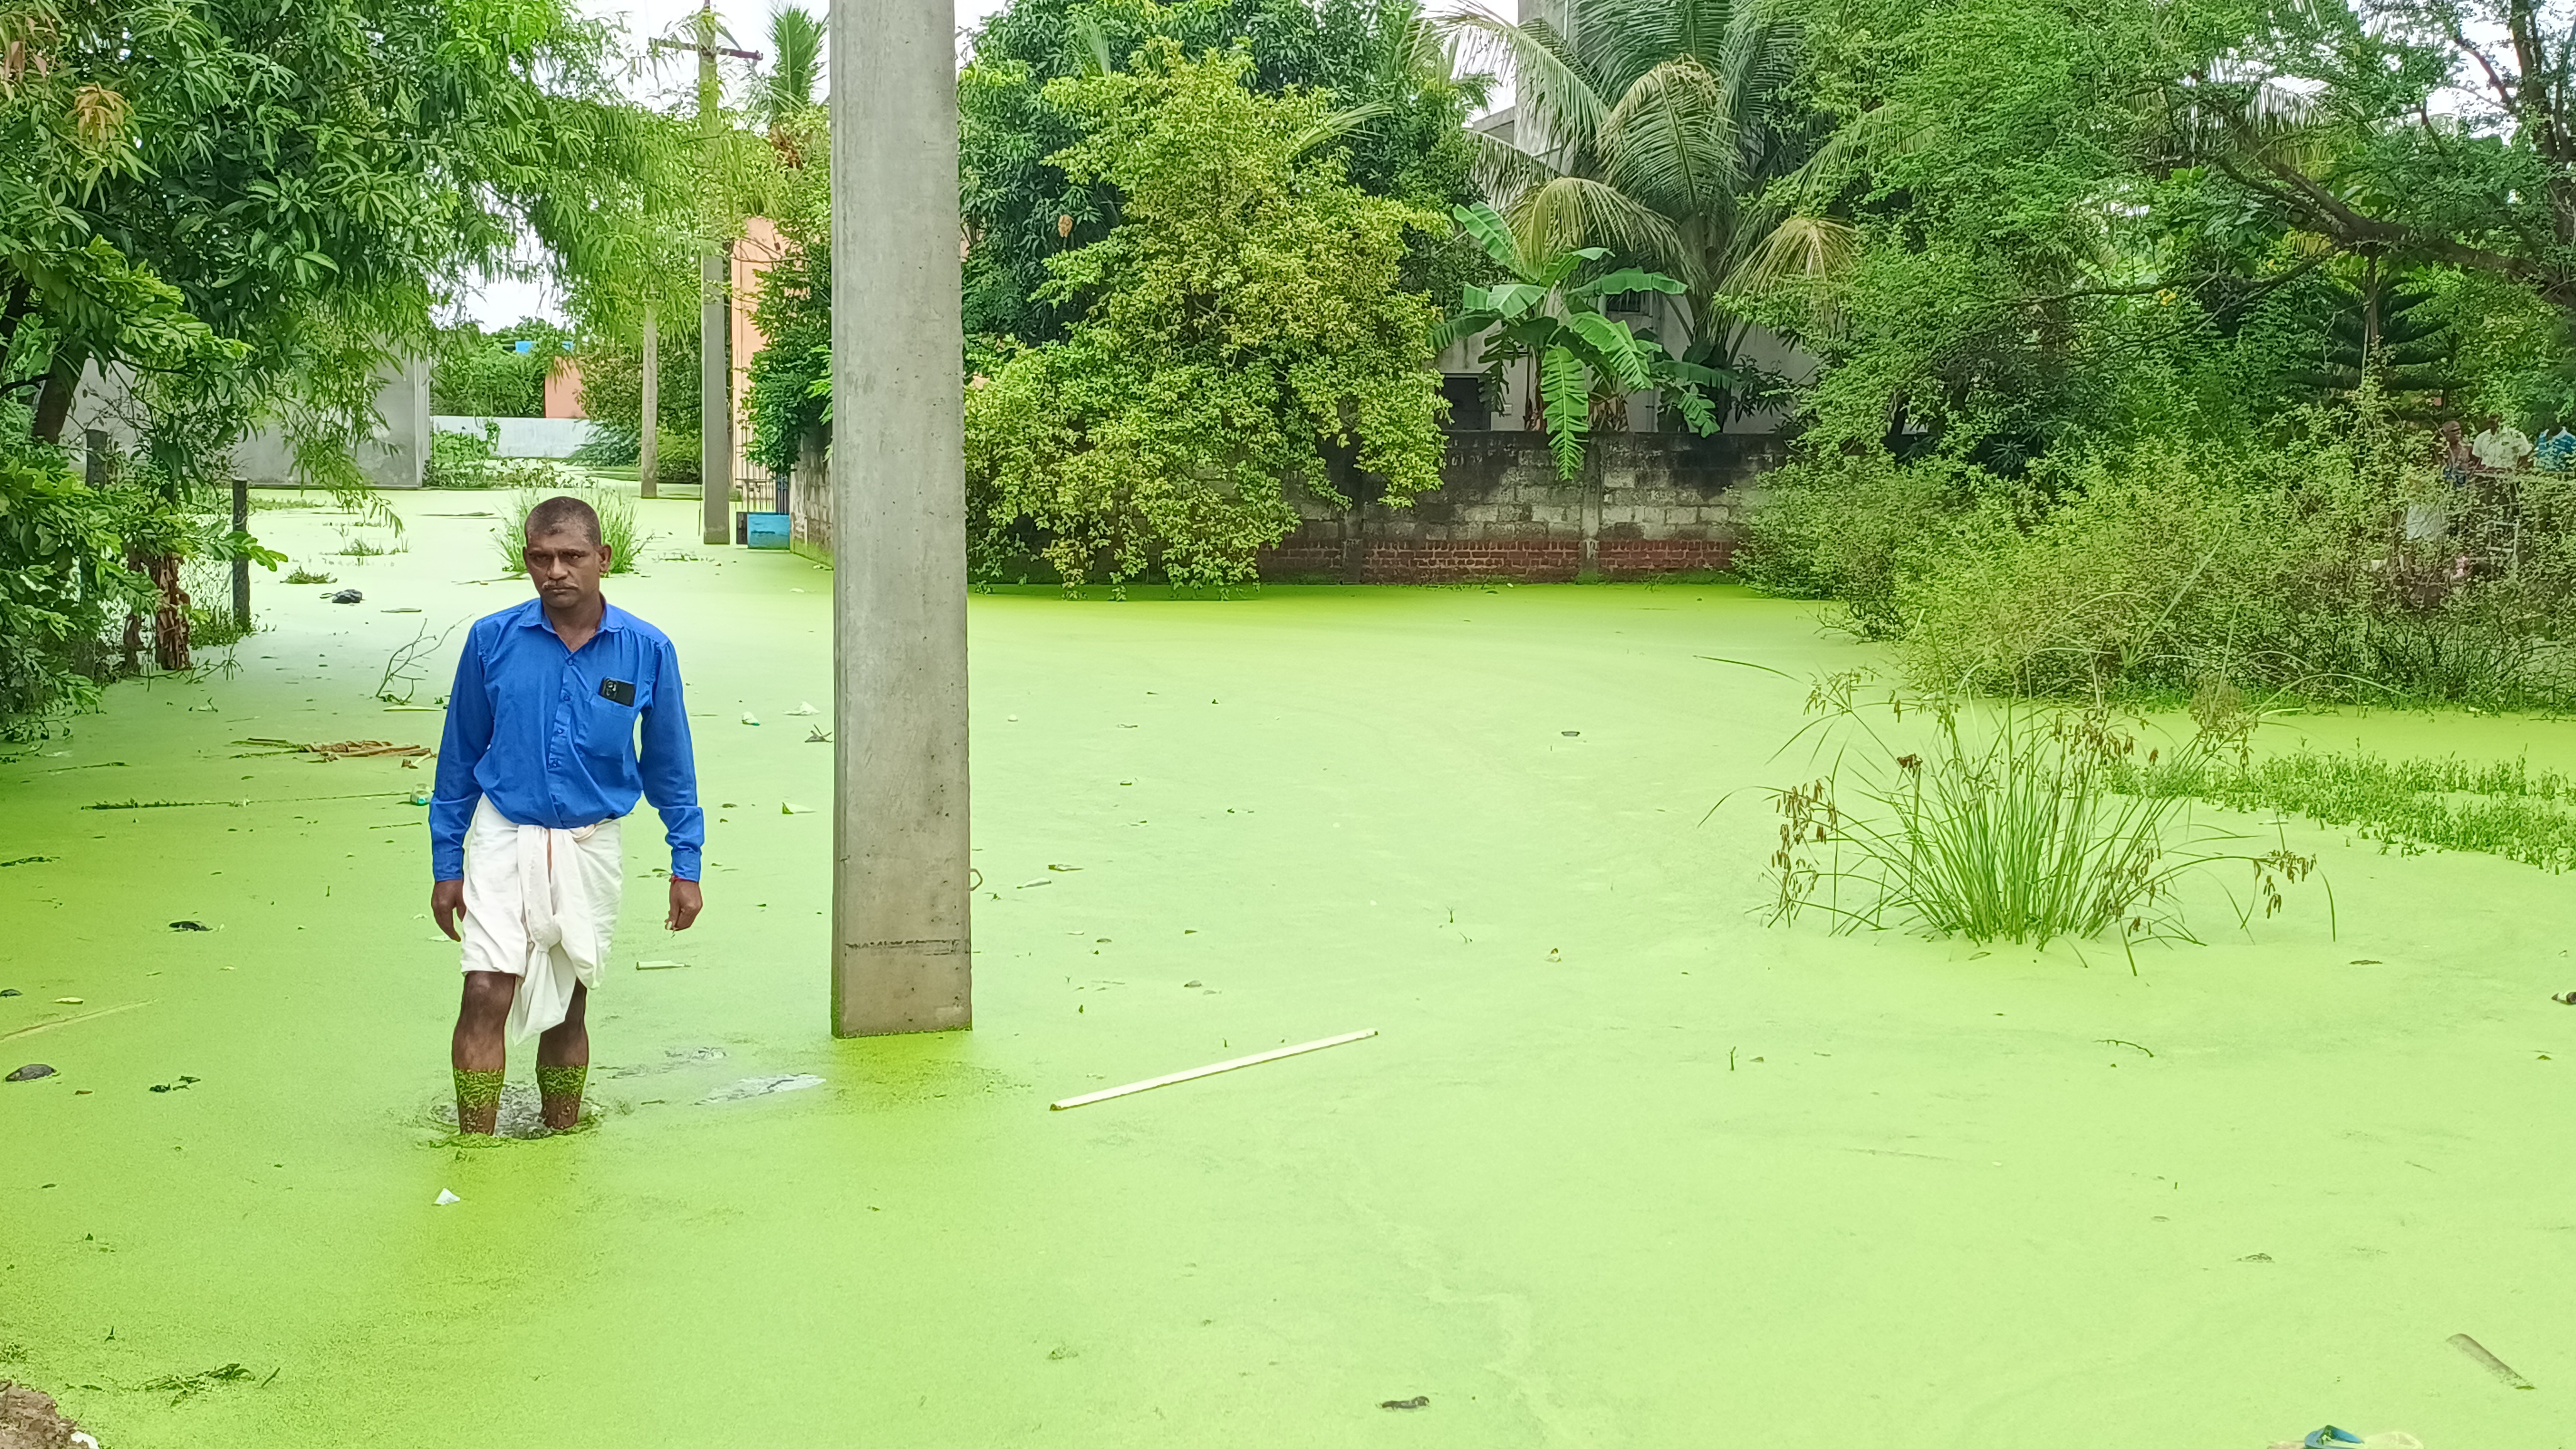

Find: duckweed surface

[4,492,2575,1446]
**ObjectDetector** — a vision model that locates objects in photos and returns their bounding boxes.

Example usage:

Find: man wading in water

[430,496,705,1134]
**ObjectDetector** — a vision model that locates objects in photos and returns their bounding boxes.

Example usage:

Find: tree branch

[2014,253,2329,310]
[2218,111,2529,280]
[2447,25,2518,112]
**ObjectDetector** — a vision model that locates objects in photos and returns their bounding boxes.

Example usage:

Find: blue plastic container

[743,512,792,550]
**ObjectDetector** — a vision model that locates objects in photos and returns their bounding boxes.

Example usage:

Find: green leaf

[1538,345,1591,480]
[1567,268,1688,302]
[1452,203,1523,275]
[1565,312,1652,391]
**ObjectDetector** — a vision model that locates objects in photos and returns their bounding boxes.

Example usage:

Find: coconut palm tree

[753,6,826,130]
[1446,0,1847,411]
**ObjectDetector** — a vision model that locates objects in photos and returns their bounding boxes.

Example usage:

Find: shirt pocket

[579,691,640,759]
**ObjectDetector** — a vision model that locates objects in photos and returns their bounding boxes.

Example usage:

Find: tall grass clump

[493,484,652,575]
[1763,673,2321,952]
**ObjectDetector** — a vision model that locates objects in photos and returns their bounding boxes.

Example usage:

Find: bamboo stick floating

[1050,1029,1378,1111]
[2448,1333,2536,1389]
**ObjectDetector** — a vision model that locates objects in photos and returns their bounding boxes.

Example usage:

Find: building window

[1440,374,1491,431]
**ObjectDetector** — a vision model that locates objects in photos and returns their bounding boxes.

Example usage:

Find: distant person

[2538,425,2576,472]
[2436,419,2472,482]
[2411,421,2473,540]
[429,496,705,1135]
[2471,416,2533,472]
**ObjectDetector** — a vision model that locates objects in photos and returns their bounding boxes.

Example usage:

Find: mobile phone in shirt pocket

[583,682,640,757]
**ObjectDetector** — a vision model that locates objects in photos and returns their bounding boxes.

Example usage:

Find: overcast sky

[457,0,1014,326]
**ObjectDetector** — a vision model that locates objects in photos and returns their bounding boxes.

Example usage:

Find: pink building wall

[543,357,586,419]
[730,215,787,501]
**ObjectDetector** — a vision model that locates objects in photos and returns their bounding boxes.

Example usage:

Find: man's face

[523,526,612,610]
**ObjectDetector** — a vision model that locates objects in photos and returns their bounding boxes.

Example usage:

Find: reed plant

[492,483,651,575]
[1762,673,2321,954]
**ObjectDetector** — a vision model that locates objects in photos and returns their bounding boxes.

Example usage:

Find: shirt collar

[513,596,625,633]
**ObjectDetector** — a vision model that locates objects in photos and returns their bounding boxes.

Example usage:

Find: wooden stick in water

[2449,1333,2536,1389]
[1050,1029,1377,1111]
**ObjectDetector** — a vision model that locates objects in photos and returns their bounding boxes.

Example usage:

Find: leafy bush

[650,431,701,489]
[962,47,1448,589]
[430,319,569,418]
[492,484,653,575]
[1740,452,2011,639]
[569,423,640,469]
[1748,399,2576,709]
[426,426,502,487]
[0,443,147,735]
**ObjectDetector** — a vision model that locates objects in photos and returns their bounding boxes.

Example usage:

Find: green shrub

[1739,451,2011,639]
[1750,399,2576,709]
[426,426,502,487]
[0,443,146,735]
[493,484,652,575]
[652,431,701,488]
[186,601,258,650]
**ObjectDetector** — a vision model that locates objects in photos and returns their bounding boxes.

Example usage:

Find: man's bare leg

[535,981,589,1131]
[452,971,517,1135]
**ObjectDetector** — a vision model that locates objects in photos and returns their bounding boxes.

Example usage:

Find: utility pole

[829,0,972,1036]
[650,6,758,545]
[639,304,658,499]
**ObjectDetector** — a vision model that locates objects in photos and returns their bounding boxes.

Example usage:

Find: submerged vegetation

[2135,745,2576,877]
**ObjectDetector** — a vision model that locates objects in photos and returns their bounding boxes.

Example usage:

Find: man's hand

[431,879,467,941]
[667,877,704,931]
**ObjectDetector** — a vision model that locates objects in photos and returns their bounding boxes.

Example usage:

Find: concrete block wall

[782,430,1782,580]
[431,416,600,459]
[1257,431,1781,582]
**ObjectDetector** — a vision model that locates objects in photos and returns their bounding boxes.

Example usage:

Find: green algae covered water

[3,492,2573,1447]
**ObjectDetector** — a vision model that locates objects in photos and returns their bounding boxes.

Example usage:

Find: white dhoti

[459,796,623,1043]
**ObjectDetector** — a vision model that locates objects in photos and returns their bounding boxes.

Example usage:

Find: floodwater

[3,491,2572,1447]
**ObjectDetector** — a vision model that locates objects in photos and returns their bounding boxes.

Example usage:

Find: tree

[1448,0,1828,417]
[431,319,574,419]
[958,0,1488,350]
[5,0,655,451]
[753,6,826,130]
[2288,260,2461,414]
[1,0,656,680]
[743,97,833,480]
[1438,202,1724,479]
[962,43,1450,588]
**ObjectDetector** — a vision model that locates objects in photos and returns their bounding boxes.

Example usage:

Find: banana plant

[1434,203,1729,480]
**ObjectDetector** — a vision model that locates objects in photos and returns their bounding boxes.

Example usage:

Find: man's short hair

[524,495,603,548]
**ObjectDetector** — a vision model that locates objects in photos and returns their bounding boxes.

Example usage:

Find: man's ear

[597,542,616,570]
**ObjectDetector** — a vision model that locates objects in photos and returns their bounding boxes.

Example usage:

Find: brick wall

[1257,431,1781,582]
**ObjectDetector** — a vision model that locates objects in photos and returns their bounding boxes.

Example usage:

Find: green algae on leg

[535,1063,586,1131]
[453,1067,504,1136]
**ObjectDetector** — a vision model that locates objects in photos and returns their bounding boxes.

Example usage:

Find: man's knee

[458,971,518,1022]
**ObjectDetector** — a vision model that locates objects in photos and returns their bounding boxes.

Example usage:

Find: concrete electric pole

[827,0,973,1036]
[649,6,758,545]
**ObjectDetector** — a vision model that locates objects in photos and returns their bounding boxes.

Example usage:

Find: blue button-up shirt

[431,597,704,881]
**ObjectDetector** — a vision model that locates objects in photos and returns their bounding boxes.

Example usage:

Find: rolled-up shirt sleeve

[641,635,704,880]
[430,631,492,880]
